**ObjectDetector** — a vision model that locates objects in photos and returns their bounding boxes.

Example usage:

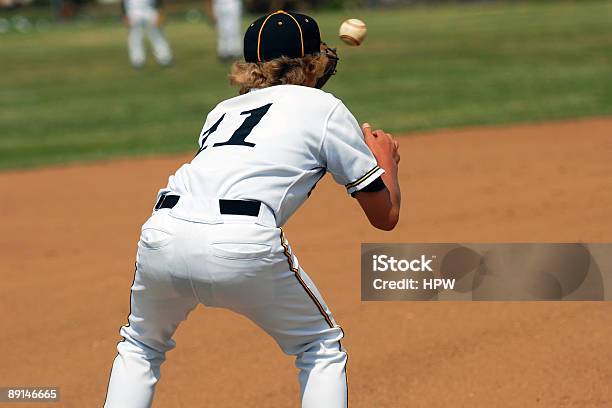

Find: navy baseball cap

[244,10,322,63]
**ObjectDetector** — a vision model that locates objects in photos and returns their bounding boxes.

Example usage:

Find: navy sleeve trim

[350,176,386,198]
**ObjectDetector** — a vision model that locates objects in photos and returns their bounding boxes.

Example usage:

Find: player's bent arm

[356,123,401,231]
[355,176,401,231]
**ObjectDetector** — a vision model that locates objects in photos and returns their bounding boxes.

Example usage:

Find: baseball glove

[316,42,339,89]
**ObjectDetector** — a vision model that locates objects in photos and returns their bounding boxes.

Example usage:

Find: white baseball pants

[212,0,242,58]
[127,10,173,67]
[103,206,347,407]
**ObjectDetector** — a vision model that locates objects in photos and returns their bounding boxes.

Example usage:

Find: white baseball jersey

[164,84,384,227]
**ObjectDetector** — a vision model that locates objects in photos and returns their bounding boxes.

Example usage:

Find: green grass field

[2,1,612,169]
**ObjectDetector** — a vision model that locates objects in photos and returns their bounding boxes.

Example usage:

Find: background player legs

[146,11,173,67]
[127,17,146,68]
[212,0,242,60]
[104,245,198,408]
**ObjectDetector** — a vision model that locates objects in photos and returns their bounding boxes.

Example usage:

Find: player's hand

[362,123,400,169]
[208,14,217,26]
[155,12,165,27]
[123,16,130,27]
[373,129,400,164]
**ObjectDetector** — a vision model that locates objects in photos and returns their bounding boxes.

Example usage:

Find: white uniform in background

[124,0,173,68]
[212,0,242,59]
[103,85,384,408]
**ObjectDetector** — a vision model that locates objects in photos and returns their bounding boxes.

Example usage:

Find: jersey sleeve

[321,101,385,195]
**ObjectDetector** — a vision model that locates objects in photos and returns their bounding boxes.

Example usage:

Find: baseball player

[121,0,173,68]
[103,10,401,408]
[206,0,242,61]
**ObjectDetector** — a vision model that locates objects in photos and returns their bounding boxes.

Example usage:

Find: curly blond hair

[229,54,329,94]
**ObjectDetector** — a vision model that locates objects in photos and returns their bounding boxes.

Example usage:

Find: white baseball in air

[339,18,367,46]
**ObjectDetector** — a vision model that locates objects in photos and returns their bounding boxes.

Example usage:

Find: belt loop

[154,194,166,210]
[153,188,172,212]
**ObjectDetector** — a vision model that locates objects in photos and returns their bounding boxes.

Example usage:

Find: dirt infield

[2,118,612,408]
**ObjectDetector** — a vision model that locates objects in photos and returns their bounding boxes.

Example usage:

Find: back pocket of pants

[211,242,271,260]
[139,228,173,249]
